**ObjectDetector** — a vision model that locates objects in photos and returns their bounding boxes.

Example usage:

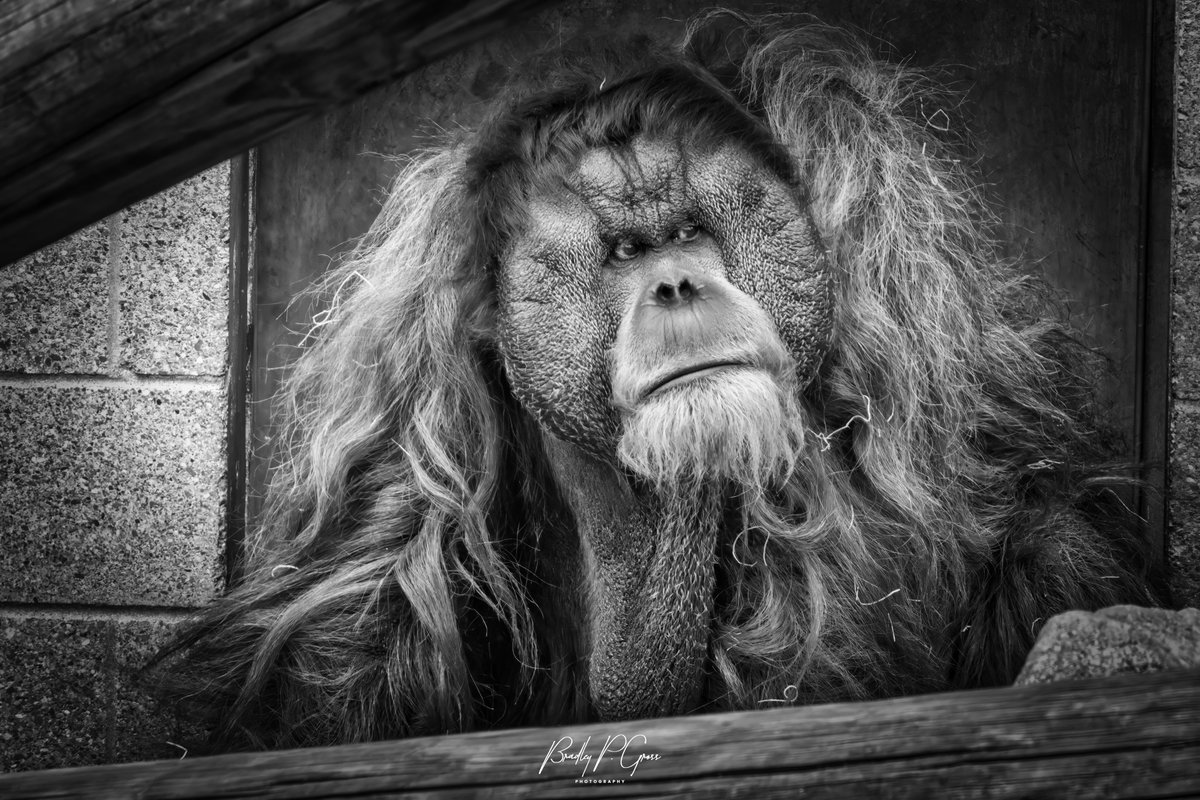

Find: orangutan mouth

[643,361,751,399]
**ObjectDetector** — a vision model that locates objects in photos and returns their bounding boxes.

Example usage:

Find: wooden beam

[1,668,1197,798]
[0,0,555,266]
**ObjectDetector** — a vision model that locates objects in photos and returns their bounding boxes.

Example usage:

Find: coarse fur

[159,14,1161,751]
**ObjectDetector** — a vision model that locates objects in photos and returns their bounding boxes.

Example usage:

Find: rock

[1015,605,1200,685]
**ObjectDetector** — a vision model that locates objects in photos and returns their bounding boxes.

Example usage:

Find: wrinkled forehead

[572,138,687,218]
[544,136,778,235]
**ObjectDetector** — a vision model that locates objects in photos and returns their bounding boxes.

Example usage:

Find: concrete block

[0,617,206,771]
[0,223,110,374]
[1170,402,1200,608]
[1177,2,1200,170]
[1174,174,1200,401]
[0,385,226,607]
[0,617,111,772]
[1016,605,1200,685]
[110,619,207,764]
[119,163,230,376]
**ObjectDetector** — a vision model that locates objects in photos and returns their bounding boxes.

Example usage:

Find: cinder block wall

[0,164,232,771]
[1174,1,1200,609]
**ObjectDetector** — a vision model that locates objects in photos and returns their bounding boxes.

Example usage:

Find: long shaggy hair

[161,14,1160,750]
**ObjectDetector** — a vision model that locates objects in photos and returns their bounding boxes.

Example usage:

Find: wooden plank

[1138,0,1176,558]
[1,668,1197,798]
[0,0,556,266]
[223,153,251,586]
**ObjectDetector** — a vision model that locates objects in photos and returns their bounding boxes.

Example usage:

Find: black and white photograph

[0,0,1196,796]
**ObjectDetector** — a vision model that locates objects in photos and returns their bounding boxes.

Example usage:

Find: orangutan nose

[651,277,699,308]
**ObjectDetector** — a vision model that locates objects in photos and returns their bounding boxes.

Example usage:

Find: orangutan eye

[672,223,701,243]
[611,239,641,262]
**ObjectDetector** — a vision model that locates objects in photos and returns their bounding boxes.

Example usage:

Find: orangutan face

[496,136,832,481]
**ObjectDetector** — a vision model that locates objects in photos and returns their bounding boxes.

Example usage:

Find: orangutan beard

[615,367,807,496]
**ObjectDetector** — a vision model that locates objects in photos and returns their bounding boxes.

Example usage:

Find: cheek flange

[687,148,834,386]
[496,243,623,460]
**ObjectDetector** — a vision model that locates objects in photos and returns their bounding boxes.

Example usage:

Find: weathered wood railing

[0,0,557,266]
[2,668,1197,798]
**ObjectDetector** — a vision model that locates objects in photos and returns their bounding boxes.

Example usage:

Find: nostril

[677,279,694,300]
[654,283,678,305]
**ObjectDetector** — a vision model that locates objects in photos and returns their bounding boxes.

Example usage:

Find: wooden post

[0,0,555,265]
[1,668,1197,798]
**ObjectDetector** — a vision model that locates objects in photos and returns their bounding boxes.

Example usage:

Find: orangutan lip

[643,361,748,398]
